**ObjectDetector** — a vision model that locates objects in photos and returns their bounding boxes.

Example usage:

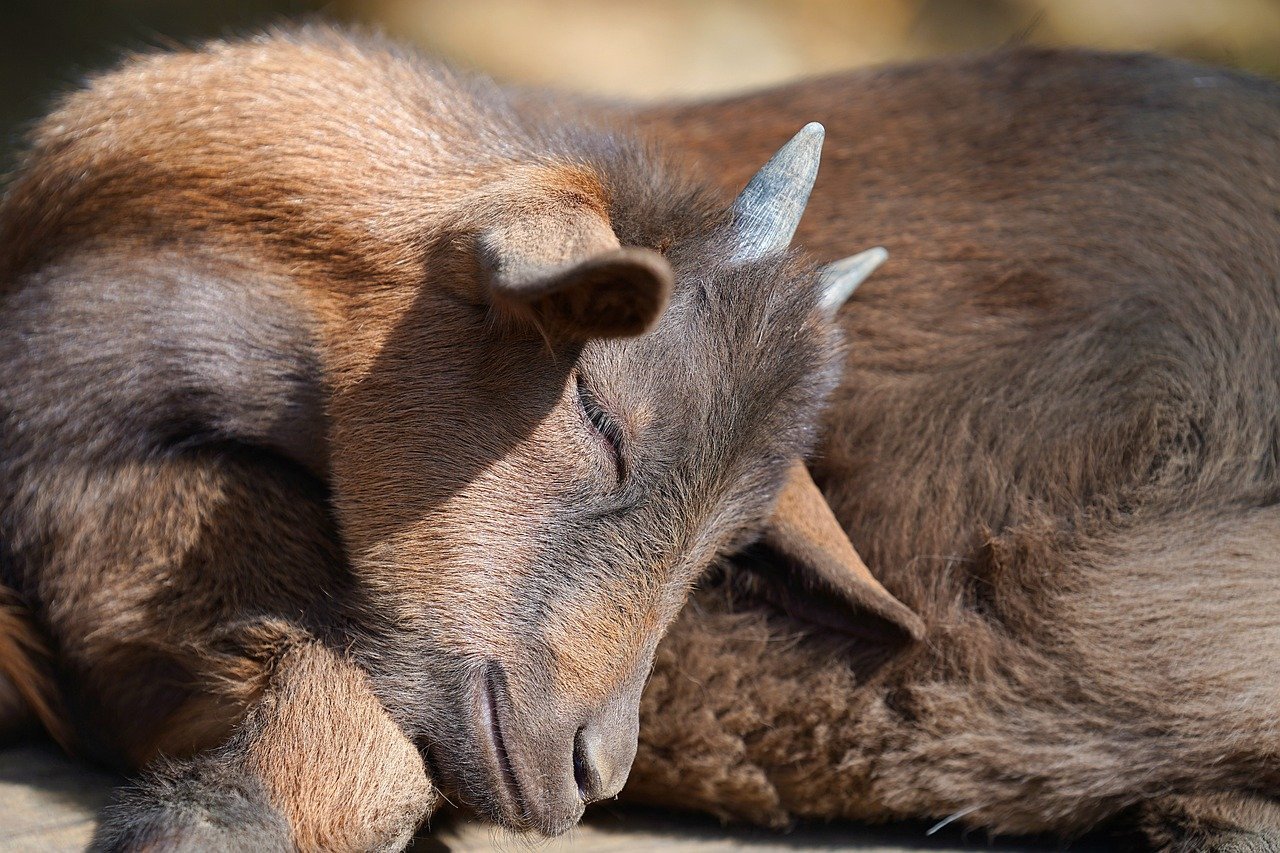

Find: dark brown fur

[622,49,1280,851]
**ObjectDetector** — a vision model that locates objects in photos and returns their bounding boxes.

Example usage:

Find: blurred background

[3,0,1280,169]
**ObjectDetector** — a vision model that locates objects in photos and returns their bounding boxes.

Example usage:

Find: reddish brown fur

[0,585,70,747]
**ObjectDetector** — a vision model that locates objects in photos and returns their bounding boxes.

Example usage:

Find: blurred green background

[3,0,1280,170]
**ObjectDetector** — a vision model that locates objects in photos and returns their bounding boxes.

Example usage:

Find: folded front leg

[93,640,437,853]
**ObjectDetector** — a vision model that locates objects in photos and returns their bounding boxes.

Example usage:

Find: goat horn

[729,122,824,263]
[818,247,887,315]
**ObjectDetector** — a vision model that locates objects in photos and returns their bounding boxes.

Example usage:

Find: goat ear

[740,461,925,644]
[479,205,673,341]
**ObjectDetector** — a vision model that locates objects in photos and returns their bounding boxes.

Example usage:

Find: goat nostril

[573,726,597,802]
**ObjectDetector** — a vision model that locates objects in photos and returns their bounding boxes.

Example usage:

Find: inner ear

[729,541,913,645]
[478,192,672,341]
[488,244,673,340]
[734,461,925,645]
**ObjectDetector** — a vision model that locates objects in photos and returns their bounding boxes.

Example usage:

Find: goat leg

[91,638,437,853]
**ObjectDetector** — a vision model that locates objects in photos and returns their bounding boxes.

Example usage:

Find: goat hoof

[93,814,288,853]
[1188,831,1280,853]
[1159,832,1280,853]
[1143,794,1280,853]
[91,774,292,853]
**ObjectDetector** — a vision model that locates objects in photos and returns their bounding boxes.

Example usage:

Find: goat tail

[0,583,72,750]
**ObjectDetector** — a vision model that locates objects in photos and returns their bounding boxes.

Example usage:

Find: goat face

[329,131,849,834]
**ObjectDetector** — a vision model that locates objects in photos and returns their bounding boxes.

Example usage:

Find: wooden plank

[0,742,1104,851]
[0,742,113,851]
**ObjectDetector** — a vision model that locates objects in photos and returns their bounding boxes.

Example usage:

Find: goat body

[626,49,1280,851]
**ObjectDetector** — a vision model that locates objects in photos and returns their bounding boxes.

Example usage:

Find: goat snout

[469,661,643,835]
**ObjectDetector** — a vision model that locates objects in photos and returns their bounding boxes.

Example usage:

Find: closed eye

[576,373,625,482]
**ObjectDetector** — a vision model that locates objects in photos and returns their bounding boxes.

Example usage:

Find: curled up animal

[4,23,1280,853]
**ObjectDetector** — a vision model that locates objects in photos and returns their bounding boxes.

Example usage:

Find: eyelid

[576,373,626,481]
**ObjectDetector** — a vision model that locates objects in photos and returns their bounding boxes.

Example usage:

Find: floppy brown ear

[738,461,925,644]
[479,201,672,340]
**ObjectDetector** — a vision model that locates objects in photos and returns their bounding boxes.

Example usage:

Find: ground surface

[0,740,1114,852]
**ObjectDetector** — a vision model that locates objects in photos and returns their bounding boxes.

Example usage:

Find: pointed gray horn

[729,122,825,263]
[818,247,887,315]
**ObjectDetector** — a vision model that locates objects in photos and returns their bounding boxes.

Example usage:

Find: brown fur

[621,49,1280,851]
